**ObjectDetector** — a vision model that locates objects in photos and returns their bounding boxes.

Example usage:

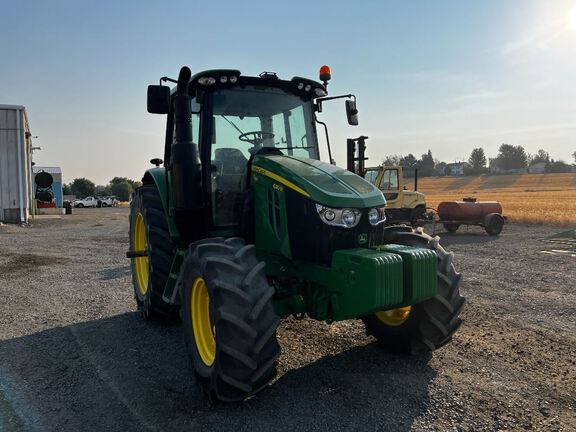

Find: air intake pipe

[171,66,204,239]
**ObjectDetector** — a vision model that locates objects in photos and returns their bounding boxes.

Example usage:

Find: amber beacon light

[319,65,331,85]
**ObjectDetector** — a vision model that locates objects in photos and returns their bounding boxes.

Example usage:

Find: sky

[1,0,576,184]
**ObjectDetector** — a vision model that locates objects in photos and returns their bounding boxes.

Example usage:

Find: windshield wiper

[221,115,245,135]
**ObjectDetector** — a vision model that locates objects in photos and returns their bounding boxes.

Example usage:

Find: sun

[567,4,576,30]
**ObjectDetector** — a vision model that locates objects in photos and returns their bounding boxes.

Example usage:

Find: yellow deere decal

[252,165,310,197]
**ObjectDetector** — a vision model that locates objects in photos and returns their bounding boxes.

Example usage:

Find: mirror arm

[160,76,178,85]
[316,94,355,103]
[315,114,334,165]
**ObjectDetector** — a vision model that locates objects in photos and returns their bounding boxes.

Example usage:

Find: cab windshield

[211,86,319,160]
[209,86,319,226]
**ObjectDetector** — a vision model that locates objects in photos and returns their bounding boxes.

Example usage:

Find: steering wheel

[238,131,275,146]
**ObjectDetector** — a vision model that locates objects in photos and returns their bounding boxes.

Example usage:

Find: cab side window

[364,170,380,184]
[381,169,399,190]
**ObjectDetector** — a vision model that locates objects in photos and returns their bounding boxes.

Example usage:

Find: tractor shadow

[0,313,435,432]
[423,224,502,245]
[434,231,502,246]
[99,265,132,280]
[238,345,436,431]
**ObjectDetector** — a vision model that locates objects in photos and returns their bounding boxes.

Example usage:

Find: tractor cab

[147,67,364,239]
[208,82,321,226]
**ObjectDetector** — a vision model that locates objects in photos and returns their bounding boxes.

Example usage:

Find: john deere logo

[358,233,368,244]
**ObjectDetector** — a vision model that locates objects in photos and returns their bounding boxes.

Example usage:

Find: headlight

[316,204,361,228]
[368,207,387,226]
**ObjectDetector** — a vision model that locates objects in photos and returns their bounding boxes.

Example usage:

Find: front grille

[285,190,385,265]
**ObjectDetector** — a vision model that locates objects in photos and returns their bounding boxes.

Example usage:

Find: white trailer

[0,105,33,224]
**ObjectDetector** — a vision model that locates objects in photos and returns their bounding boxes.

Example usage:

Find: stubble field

[416,172,576,226]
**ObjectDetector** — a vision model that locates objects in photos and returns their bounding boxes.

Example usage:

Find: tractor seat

[214,148,248,175]
[213,148,249,224]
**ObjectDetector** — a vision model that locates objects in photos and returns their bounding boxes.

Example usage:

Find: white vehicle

[98,196,119,207]
[73,196,98,208]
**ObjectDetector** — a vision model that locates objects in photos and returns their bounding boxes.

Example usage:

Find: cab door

[378,168,402,208]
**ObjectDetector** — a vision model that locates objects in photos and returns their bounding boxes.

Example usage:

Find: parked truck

[73,196,98,208]
[365,165,427,224]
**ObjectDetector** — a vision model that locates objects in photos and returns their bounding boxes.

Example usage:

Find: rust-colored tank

[438,199,502,221]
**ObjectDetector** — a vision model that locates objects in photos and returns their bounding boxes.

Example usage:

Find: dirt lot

[0,208,574,431]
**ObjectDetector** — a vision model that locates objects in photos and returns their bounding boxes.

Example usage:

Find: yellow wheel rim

[191,277,216,366]
[375,306,412,327]
[133,213,149,296]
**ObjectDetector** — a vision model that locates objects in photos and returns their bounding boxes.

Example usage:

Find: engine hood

[252,155,385,208]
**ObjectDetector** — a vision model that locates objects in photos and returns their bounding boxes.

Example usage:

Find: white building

[528,162,547,174]
[445,162,466,176]
[0,105,34,223]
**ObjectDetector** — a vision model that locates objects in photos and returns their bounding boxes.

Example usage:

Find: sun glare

[567,4,576,30]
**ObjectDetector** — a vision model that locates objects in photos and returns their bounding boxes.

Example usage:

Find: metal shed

[0,105,33,223]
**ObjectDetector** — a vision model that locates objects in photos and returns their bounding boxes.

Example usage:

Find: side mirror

[345,99,358,126]
[147,85,170,114]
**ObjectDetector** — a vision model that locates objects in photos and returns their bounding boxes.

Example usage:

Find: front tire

[179,237,280,402]
[129,185,178,320]
[362,226,465,353]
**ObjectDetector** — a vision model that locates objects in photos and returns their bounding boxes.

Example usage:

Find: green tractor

[128,65,465,402]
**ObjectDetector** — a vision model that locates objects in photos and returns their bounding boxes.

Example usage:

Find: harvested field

[416,173,576,226]
[0,208,575,431]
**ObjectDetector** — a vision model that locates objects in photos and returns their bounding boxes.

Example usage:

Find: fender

[142,167,180,238]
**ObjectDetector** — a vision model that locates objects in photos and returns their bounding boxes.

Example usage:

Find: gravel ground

[0,208,574,431]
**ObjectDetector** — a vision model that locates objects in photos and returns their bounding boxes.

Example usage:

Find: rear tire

[76,203,84,208]
[179,237,280,402]
[129,185,179,320]
[484,213,504,236]
[362,226,465,353]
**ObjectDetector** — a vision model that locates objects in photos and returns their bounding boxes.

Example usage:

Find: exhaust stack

[171,66,204,239]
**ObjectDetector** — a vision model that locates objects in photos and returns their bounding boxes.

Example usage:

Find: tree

[399,154,418,168]
[110,176,142,191]
[494,144,528,170]
[468,148,487,173]
[110,176,129,186]
[381,154,401,166]
[62,183,72,195]
[399,153,418,177]
[95,184,112,196]
[70,178,96,198]
[434,160,447,176]
[417,150,435,177]
[548,160,572,173]
[529,149,550,165]
[110,181,133,201]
